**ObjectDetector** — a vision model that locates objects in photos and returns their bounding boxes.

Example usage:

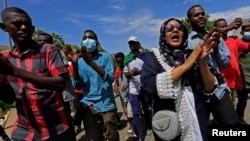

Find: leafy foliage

[50,33,65,50]
[32,28,65,50]
[97,43,107,52]
[32,28,43,41]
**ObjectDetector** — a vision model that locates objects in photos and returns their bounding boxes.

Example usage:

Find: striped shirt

[3,43,69,140]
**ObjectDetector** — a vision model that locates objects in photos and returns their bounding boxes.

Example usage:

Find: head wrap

[159,18,190,67]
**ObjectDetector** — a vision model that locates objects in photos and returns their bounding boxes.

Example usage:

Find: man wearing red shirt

[214,18,250,125]
[215,18,250,94]
[0,7,73,140]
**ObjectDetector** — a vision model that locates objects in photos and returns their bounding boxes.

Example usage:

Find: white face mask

[243,32,250,41]
[82,38,97,52]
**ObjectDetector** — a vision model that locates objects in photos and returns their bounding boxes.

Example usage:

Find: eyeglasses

[165,24,184,32]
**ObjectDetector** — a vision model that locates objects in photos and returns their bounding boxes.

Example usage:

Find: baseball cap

[128,36,140,43]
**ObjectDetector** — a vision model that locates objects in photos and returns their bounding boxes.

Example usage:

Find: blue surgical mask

[243,32,250,41]
[82,38,97,52]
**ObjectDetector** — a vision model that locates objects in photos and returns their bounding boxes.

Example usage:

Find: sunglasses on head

[165,24,184,32]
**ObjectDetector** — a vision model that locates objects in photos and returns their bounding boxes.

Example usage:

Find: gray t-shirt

[60,51,76,101]
[118,72,129,103]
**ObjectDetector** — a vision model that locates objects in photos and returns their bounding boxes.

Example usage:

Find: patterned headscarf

[159,18,190,67]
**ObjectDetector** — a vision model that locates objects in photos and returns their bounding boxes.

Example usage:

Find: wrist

[88,61,95,67]
[225,26,230,31]
[197,59,206,65]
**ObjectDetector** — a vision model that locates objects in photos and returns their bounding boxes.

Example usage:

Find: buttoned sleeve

[46,45,68,76]
[216,38,231,68]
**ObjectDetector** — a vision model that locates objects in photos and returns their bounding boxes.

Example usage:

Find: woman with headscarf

[140,18,219,141]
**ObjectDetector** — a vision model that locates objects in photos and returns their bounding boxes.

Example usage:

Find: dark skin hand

[203,27,222,53]
[63,45,81,80]
[125,67,141,79]
[121,83,129,92]
[63,45,95,65]
[227,17,242,30]
[0,53,16,75]
[80,46,94,66]
[130,67,141,76]
[219,17,242,34]
[64,45,106,80]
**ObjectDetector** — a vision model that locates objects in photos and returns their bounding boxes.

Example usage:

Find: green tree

[32,28,65,50]
[70,44,80,51]
[97,43,106,52]
[32,28,43,41]
[51,32,65,50]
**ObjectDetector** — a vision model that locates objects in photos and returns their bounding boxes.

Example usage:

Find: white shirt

[123,57,144,95]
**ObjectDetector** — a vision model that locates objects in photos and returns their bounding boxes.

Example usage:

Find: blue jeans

[140,88,152,130]
[129,93,144,140]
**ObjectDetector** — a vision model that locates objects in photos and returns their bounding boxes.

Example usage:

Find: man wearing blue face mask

[82,38,97,52]
[64,29,120,141]
[238,19,250,125]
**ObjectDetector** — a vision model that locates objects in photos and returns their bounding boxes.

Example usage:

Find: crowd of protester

[0,4,250,141]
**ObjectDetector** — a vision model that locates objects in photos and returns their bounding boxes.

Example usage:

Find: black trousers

[208,90,240,125]
[236,88,249,122]
[0,125,10,141]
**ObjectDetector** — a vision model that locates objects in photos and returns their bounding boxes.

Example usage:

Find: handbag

[152,110,180,141]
